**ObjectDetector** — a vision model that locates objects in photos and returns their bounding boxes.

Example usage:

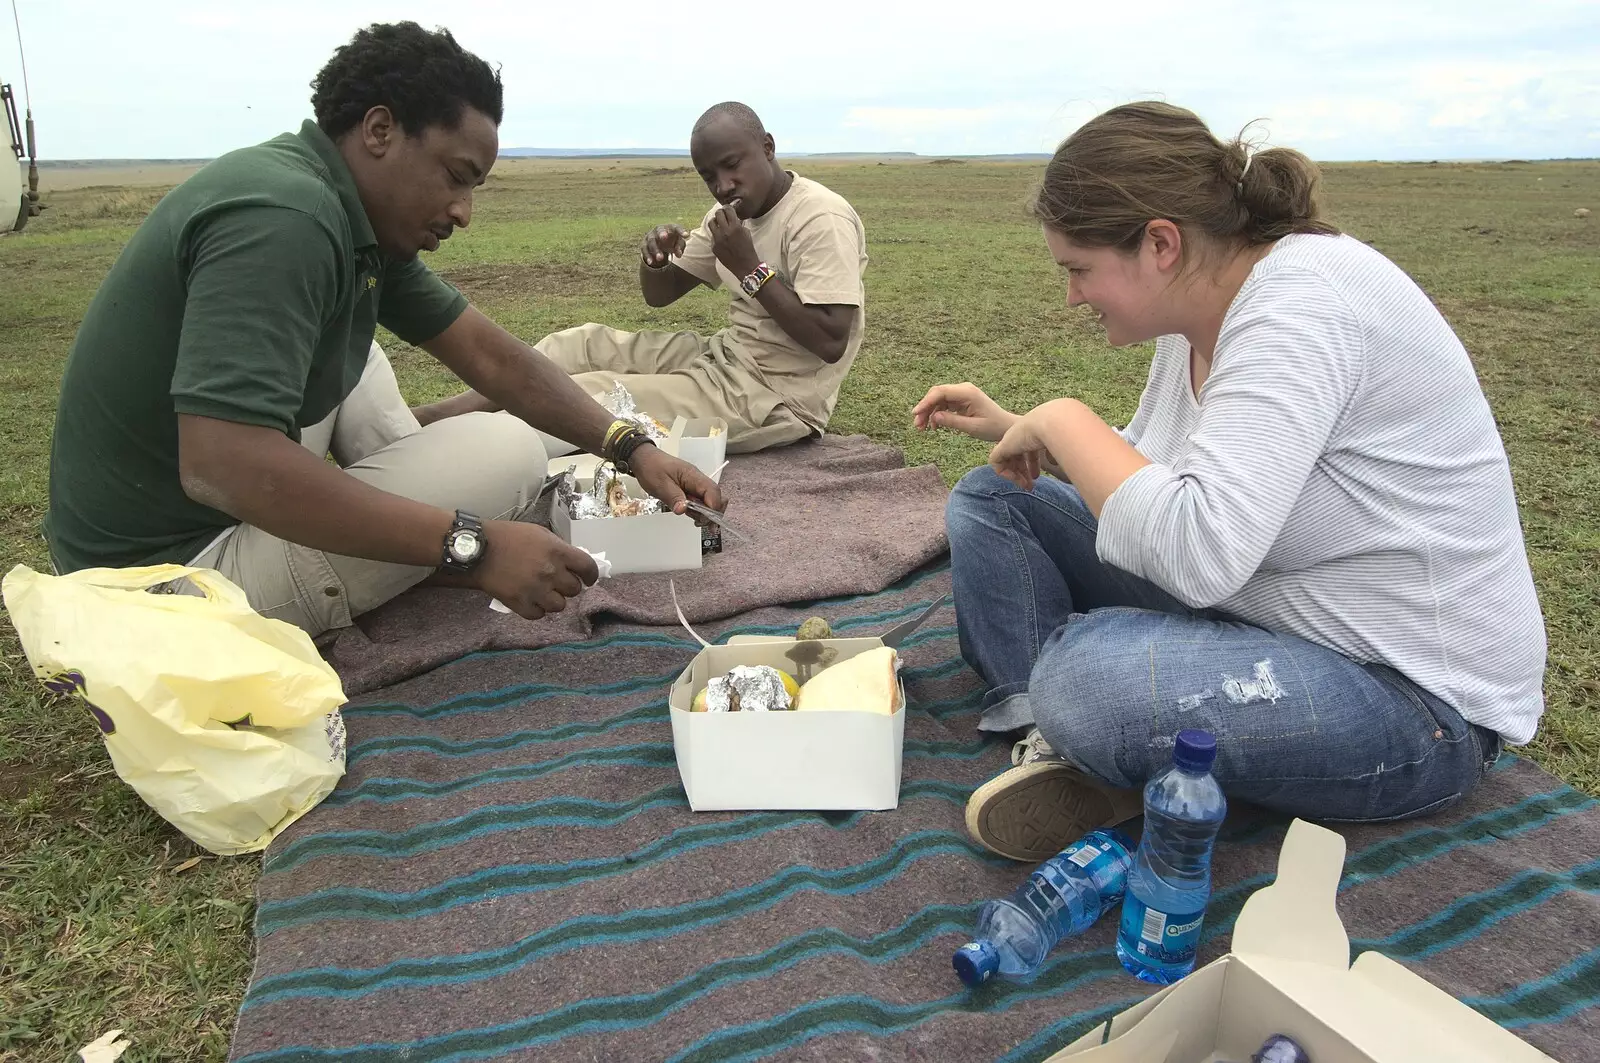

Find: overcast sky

[6,0,1597,161]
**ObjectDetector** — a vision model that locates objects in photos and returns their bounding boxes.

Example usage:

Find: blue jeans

[947,466,1501,823]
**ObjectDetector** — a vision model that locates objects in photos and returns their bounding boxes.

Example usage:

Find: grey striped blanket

[230,563,1599,1062]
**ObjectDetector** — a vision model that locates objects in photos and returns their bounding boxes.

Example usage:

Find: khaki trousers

[190,342,548,637]
[537,324,812,454]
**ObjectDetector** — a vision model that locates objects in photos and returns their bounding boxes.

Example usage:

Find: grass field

[1,155,1597,1061]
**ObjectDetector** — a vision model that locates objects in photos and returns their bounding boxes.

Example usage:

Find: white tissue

[490,549,611,613]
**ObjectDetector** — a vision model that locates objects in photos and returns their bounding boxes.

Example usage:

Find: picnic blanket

[230,561,1600,1062]
[319,433,952,696]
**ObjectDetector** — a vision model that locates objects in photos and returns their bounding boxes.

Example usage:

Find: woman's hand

[912,382,1020,442]
[989,399,1152,511]
[988,410,1056,490]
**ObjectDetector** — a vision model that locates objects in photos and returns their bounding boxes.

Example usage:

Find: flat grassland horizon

[0,157,1596,1061]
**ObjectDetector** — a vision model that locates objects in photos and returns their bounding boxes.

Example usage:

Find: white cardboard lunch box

[667,635,906,812]
[550,471,702,575]
[660,415,729,479]
[1043,819,1557,1063]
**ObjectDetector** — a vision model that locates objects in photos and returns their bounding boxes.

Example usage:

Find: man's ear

[762,133,776,162]
[360,106,398,159]
[1145,219,1184,273]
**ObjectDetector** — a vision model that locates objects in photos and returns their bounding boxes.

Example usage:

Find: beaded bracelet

[610,429,654,474]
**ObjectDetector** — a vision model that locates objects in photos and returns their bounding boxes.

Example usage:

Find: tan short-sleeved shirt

[673,173,867,431]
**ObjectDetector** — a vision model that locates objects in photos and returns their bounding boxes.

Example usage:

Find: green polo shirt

[45,120,468,572]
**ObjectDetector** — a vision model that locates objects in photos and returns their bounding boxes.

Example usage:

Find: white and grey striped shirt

[1097,233,1546,743]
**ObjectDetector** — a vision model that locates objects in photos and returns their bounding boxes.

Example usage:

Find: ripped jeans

[947,466,1502,823]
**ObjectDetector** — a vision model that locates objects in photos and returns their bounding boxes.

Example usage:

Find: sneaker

[964,729,1143,863]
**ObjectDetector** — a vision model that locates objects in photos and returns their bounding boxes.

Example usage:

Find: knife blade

[681,500,751,543]
[879,594,952,648]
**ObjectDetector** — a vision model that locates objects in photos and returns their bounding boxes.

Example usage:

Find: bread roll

[795,646,900,715]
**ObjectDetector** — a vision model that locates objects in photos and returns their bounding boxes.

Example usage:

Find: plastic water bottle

[953,828,1134,986]
[1116,728,1227,984]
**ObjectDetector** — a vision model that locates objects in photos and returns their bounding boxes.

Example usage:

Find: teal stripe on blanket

[265,771,980,877]
[262,782,1587,939]
[1354,857,1600,961]
[249,787,1587,1007]
[1463,950,1600,1028]
[258,788,986,932]
[235,950,1130,1063]
[330,728,989,808]
[343,704,988,769]
[344,617,958,724]
[249,896,979,1010]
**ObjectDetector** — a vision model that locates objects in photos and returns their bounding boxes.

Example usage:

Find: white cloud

[5,0,1597,159]
[172,10,244,30]
[843,107,1013,132]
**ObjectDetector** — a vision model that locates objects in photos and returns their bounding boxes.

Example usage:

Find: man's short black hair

[692,101,766,141]
[311,22,503,139]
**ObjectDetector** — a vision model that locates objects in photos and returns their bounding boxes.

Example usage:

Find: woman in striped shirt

[916,102,1547,863]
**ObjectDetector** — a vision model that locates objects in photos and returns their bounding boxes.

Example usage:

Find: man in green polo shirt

[45,21,722,635]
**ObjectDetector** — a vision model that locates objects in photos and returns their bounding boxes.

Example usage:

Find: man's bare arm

[177,414,602,618]
[704,206,855,363]
[751,278,855,363]
[641,259,705,307]
[640,223,706,307]
[420,306,615,452]
[178,416,455,564]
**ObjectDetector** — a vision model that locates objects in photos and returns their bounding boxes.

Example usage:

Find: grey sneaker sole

[965,761,1141,863]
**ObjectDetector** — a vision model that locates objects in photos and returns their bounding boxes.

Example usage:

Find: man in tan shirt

[430,102,868,453]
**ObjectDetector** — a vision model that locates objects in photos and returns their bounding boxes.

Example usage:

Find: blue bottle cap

[952,940,999,987]
[1173,728,1217,772]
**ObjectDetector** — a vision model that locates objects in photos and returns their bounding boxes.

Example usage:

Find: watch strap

[740,261,776,296]
[440,510,485,574]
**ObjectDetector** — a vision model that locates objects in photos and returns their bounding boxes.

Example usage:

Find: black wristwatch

[440,510,486,575]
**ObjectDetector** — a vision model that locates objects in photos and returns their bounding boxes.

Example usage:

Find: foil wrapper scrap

[1251,1035,1311,1063]
[556,463,663,521]
[703,665,792,712]
[600,381,670,442]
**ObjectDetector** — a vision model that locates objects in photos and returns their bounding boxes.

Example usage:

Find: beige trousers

[190,342,548,637]
[537,324,812,454]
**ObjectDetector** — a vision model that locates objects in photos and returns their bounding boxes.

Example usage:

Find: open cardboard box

[660,415,729,479]
[551,471,702,575]
[667,635,905,811]
[1044,819,1557,1063]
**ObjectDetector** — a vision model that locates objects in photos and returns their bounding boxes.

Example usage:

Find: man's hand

[913,382,1021,442]
[473,520,602,621]
[707,202,761,278]
[628,444,726,516]
[643,223,688,268]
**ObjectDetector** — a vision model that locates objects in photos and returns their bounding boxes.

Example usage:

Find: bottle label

[1046,834,1128,900]
[1120,896,1205,966]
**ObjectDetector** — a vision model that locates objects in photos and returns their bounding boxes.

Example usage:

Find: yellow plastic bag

[3,563,347,855]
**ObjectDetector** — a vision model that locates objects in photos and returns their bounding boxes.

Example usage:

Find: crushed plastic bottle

[953,828,1134,986]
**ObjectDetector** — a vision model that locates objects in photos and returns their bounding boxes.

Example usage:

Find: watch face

[451,529,482,562]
